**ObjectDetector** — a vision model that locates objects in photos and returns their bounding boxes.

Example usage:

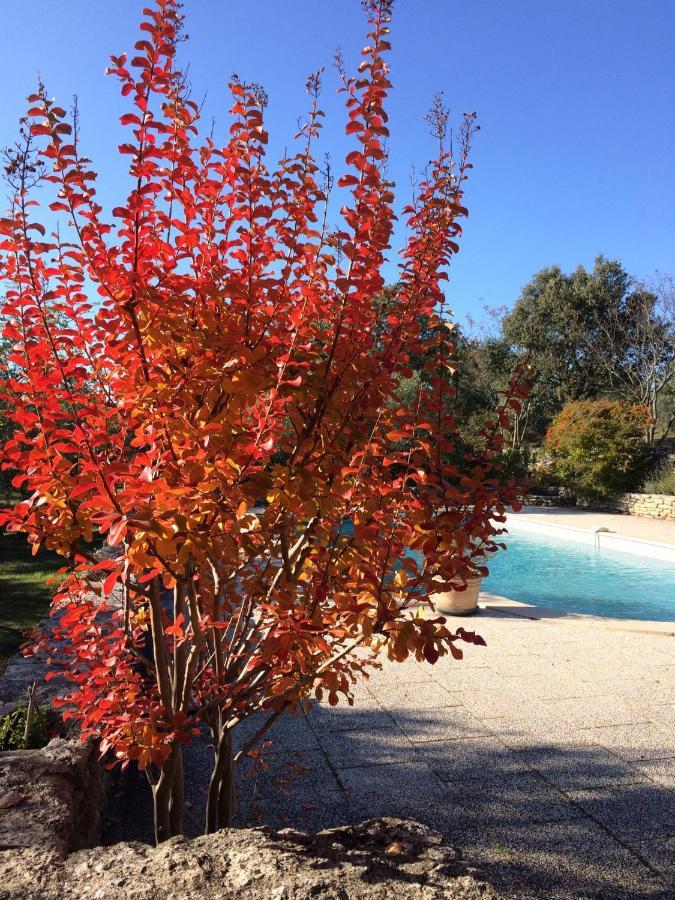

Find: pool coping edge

[477,592,675,637]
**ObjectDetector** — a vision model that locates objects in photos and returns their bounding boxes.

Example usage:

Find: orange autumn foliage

[0,0,531,841]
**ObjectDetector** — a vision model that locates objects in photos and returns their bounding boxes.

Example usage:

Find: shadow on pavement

[103,702,673,899]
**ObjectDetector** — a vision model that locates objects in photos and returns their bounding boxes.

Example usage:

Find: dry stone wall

[527,492,675,520]
[613,492,675,519]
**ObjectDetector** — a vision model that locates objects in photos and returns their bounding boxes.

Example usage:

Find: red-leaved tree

[0,0,531,842]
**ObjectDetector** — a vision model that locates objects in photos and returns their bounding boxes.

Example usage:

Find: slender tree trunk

[217,729,236,828]
[169,745,184,838]
[206,726,236,833]
[153,742,184,844]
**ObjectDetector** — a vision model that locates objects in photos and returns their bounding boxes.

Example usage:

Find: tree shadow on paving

[103,704,673,898]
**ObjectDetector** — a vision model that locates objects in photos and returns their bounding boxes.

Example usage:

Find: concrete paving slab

[459,689,532,719]
[236,747,341,803]
[345,787,483,847]
[336,760,448,802]
[317,725,415,768]
[239,787,350,833]
[306,697,393,733]
[367,678,464,710]
[476,818,669,899]
[627,835,675,880]
[632,758,675,790]
[414,734,533,781]
[540,696,654,729]
[387,705,489,743]
[505,672,608,701]
[631,702,675,729]
[447,772,585,826]
[429,664,510,693]
[577,721,675,762]
[515,743,645,791]
[566,782,675,839]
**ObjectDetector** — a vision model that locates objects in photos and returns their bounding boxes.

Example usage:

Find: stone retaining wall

[527,492,675,520]
[612,492,675,519]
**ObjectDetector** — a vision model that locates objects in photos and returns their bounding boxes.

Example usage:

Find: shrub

[642,461,675,495]
[545,400,650,498]
[0,0,530,842]
[0,702,59,751]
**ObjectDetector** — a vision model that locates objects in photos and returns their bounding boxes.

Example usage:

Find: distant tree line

[396,256,674,497]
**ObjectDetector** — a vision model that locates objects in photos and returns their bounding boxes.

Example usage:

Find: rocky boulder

[2,818,493,899]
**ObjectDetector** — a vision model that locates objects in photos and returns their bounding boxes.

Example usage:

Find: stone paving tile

[237,747,341,802]
[632,758,675,790]
[237,787,350,833]
[346,787,483,847]
[387,705,489,743]
[413,733,531,781]
[580,663,674,689]
[336,760,448,802]
[566,782,675,840]
[514,742,646,791]
[577,721,675,762]
[430,664,509,694]
[488,718,585,751]
[306,697,393,733]
[475,818,668,899]
[367,678,464,710]
[631,702,675,729]
[506,672,608,701]
[540,696,653,729]
[317,725,415,768]
[606,686,675,724]
[488,654,560,678]
[362,657,437,685]
[627,835,675,880]
[446,772,585,826]
[267,711,321,750]
[458,689,527,719]
[474,696,562,726]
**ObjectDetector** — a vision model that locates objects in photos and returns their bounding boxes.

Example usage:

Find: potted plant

[430,572,483,616]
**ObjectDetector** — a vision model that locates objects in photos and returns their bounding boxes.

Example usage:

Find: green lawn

[0,533,61,676]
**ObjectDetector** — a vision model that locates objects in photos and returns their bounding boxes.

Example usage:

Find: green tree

[502,257,673,441]
[545,400,651,498]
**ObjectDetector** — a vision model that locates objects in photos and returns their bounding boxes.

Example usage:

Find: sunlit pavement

[106,604,674,899]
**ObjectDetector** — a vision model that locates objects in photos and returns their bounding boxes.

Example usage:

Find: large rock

[0,738,103,853]
[0,737,104,898]
[2,818,493,900]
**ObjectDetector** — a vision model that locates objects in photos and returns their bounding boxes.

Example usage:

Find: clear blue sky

[1,0,673,325]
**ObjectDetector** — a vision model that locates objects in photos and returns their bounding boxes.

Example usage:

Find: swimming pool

[482,529,675,621]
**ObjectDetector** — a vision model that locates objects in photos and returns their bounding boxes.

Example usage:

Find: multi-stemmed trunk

[205,726,236,834]
[152,743,185,844]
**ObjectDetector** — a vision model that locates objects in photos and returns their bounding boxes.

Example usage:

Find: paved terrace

[512,506,675,546]
[108,603,675,899]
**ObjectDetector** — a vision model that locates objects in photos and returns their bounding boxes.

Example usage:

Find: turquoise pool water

[482,529,675,621]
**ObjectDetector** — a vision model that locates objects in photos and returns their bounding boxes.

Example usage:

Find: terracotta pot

[431,574,483,616]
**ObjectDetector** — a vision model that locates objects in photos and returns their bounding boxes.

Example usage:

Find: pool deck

[108,601,675,898]
[104,517,675,897]
[264,607,674,898]
[509,505,675,546]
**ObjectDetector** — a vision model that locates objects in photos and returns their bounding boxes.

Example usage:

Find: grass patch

[0,533,61,676]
